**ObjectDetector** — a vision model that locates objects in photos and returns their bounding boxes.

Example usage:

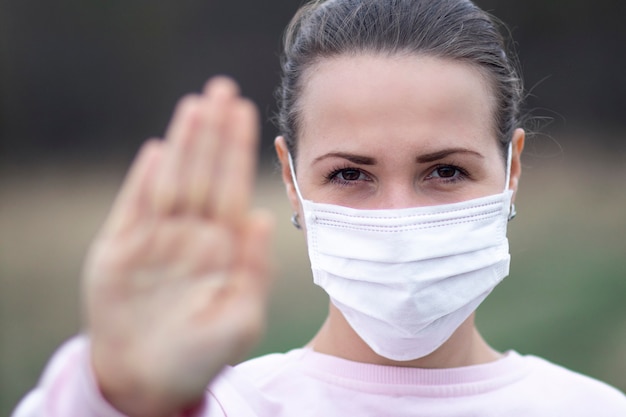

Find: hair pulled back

[276,0,523,161]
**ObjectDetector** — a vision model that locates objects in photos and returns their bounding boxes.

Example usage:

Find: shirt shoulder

[234,348,307,381]
[519,354,626,413]
[206,349,309,417]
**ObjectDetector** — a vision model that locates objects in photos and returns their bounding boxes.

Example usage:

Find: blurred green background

[1,1,625,415]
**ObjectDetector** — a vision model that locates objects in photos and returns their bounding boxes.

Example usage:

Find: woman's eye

[427,165,467,182]
[327,167,370,185]
[337,169,362,181]
[433,166,458,178]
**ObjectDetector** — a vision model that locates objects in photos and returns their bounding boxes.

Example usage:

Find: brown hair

[275,0,523,163]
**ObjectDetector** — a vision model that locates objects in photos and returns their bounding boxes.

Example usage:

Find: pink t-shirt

[12,336,626,417]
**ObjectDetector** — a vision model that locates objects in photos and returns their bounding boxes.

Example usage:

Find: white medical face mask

[288,146,514,361]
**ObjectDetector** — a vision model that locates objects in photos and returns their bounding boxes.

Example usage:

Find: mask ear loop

[288,153,306,228]
[504,142,512,191]
[288,153,305,201]
[505,142,517,221]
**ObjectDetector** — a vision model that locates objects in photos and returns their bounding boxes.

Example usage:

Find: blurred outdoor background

[1,0,625,414]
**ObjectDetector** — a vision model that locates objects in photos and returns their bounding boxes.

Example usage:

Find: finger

[103,139,164,237]
[155,78,241,217]
[185,102,220,215]
[212,98,260,223]
[153,96,203,215]
[202,76,240,98]
[187,80,240,216]
[163,94,203,146]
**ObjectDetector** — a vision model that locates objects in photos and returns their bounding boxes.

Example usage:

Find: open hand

[83,77,274,417]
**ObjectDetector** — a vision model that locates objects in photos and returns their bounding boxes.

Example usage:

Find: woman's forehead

[297,53,498,157]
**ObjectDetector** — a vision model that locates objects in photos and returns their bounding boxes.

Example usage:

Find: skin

[275,53,525,368]
[86,54,524,416]
[85,77,275,417]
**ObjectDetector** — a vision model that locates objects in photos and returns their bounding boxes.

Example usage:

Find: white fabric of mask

[288,147,514,361]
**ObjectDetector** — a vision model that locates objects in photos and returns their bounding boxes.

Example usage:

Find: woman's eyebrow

[416,148,484,163]
[312,148,483,165]
[313,152,377,165]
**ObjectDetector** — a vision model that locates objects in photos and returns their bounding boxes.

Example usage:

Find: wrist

[91,344,204,417]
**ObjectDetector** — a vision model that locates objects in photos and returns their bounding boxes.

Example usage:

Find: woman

[12,0,626,416]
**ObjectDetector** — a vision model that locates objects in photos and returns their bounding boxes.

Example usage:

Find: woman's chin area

[309,304,503,369]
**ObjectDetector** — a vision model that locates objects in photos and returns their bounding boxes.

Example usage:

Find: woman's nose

[377,183,423,209]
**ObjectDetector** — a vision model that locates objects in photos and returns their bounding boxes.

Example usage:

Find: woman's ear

[274,136,301,214]
[509,128,525,202]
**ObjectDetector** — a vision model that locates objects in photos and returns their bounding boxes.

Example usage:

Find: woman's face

[276,53,523,214]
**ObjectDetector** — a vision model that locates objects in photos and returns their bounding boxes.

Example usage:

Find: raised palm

[83,78,274,417]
